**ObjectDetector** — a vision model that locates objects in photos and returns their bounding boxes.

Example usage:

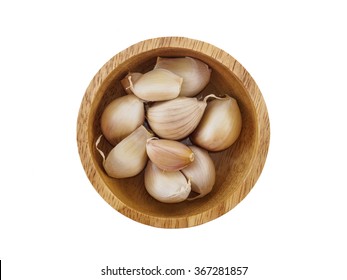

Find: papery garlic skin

[191,95,242,152]
[120,72,143,95]
[96,125,153,179]
[144,161,191,203]
[146,95,217,140]
[128,68,183,101]
[101,95,144,145]
[146,138,194,172]
[181,146,215,200]
[154,57,211,97]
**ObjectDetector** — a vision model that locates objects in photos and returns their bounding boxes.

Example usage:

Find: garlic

[127,68,183,101]
[144,161,191,203]
[154,56,211,97]
[181,146,215,200]
[120,72,143,95]
[101,95,144,145]
[146,94,220,140]
[146,138,194,171]
[191,95,242,152]
[96,125,153,179]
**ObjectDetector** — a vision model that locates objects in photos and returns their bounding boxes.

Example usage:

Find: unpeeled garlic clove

[120,72,143,95]
[146,138,194,172]
[190,95,242,152]
[181,146,215,200]
[127,68,183,101]
[154,56,211,97]
[144,161,191,203]
[96,125,153,179]
[101,95,145,145]
[146,94,220,140]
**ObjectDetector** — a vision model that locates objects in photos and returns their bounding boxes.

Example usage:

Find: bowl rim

[76,36,270,228]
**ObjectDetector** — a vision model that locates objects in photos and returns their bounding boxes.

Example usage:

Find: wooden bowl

[77,37,270,228]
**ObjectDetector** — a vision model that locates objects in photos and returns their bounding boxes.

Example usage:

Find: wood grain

[76,37,270,228]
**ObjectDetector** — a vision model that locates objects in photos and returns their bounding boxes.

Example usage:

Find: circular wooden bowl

[77,37,270,228]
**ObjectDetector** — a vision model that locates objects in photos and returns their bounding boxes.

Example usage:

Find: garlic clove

[128,68,183,102]
[101,95,145,146]
[191,95,242,152]
[146,94,220,140]
[144,160,191,203]
[154,56,211,97]
[146,138,194,172]
[181,146,216,200]
[96,125,153,179]
[120,72,143,95]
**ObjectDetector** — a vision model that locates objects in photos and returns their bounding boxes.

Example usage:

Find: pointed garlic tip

[146,96,207,140]
[102,125,153,179]
[144,161,191,203]
[181,146,216,200]
[128,68,183,102]
[95,134,106,164]
[154,56,211,97]
[146,138,194,172]
[120,72,143,95]
[202,93,226,103]
[190,95,242,152]
[101,95,145,146]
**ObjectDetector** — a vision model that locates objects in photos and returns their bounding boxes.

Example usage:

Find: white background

[1,0,346,279]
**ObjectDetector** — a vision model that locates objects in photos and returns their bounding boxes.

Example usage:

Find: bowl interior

[88,47,258,221]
